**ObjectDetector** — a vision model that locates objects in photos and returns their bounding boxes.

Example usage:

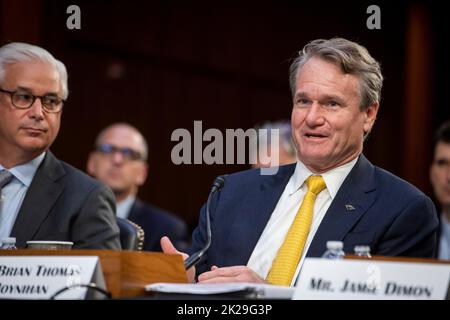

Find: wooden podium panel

[0,250,188,298]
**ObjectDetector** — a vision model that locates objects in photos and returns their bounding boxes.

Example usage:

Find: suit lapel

[224,165,296,266]
[11,151,66,247]
[127,198,140,221]
[307,155,377,257]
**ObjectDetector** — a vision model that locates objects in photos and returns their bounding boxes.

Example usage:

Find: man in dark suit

[0,42,120,249]
[87,123,189,251]
[161,38,438,285]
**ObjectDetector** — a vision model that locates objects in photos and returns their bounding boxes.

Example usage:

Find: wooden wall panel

[1,0,445,230]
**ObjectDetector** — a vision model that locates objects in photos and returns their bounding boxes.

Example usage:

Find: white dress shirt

[438,213,450,260]
[116,195,136,219]
[0,152,46,240]
[247,157,358,286]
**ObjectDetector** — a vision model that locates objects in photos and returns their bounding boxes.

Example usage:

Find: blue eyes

[295,100,340,107]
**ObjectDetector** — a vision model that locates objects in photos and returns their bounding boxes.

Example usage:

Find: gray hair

[0,42,69,99]
[289,38,383,110]
[256,120,296,157]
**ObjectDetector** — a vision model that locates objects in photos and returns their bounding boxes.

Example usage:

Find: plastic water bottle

[321,241,345,259]
[0,237,17,250]
[354,245,371,258]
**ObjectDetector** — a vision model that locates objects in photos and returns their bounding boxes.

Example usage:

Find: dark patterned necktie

[0,170,13,190]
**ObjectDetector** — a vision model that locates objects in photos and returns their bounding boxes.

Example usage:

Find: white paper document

[145,282,294,299]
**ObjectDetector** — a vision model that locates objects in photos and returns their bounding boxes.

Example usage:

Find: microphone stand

[184,176,225,270]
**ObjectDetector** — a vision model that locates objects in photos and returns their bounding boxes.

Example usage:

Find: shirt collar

[441,214,450,236]
[288,156,359,199]
[0,152,46,187]
[116,195,136,219]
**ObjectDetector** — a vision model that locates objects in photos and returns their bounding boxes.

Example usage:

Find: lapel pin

[345,204,356,211]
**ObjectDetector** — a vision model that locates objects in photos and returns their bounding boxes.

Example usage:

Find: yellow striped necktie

[266,175,326,286]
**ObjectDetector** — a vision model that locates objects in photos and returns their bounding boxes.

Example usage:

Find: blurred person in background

[430,120,450,259]
[251,120,297,168]
[88,123,189,251]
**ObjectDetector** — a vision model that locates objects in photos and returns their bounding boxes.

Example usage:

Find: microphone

[184,175,226,270]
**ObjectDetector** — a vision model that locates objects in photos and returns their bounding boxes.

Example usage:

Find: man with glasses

[87,123,189,251]
[0,42,120,249]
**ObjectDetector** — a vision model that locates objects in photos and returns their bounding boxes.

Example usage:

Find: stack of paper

[145,282,294,299]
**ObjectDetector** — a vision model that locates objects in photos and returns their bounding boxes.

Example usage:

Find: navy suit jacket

[128,198,189,251]
[10,151,121,249]
[189,155,439,275]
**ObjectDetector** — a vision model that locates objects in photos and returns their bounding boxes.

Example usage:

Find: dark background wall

[1,0,448,230]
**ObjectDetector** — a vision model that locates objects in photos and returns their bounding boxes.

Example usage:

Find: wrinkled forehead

[2,60,62,94]
[295,58,362,99]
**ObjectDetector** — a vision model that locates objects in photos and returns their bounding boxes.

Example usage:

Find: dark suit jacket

[128,198,189,251]
[10,151,121,249]
[189,155,439,275]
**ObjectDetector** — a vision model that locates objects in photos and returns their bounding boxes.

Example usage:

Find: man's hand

[197,265,267,284]
[160,236,195,283]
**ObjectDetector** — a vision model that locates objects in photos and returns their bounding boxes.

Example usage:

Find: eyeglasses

[95,143,145,161]
[0,88,64,113]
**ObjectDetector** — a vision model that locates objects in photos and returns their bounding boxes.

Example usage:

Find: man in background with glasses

[0,42,120,249]
[87,123,189,251]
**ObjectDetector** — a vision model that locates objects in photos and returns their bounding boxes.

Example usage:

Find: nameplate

[0,256,101,299]
[293,258,450,300]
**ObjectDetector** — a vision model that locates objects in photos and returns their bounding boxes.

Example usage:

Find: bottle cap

[1,237,16,244]
[326,241,343,250]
